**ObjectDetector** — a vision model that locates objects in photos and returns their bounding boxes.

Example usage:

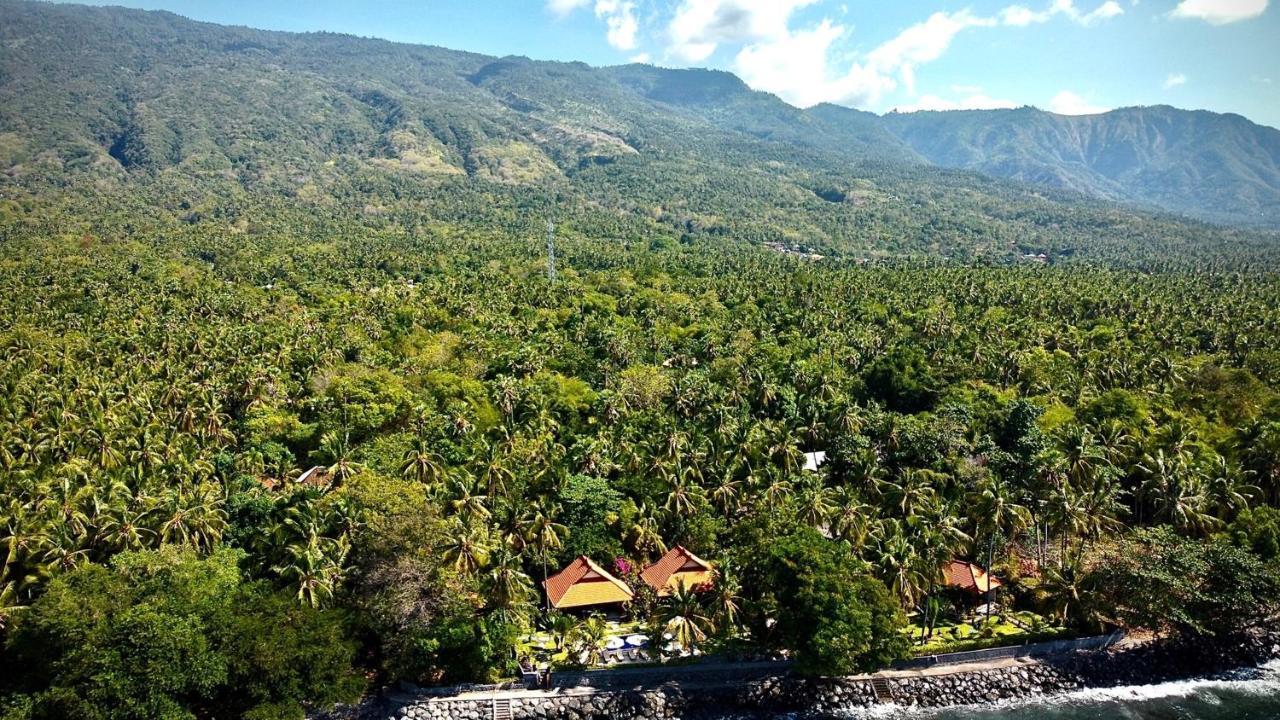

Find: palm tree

[1057,425,1105,491]
[830,488,874,548]
[96,503,156,552]
[571,614,609,666]
[1040,561,1089,627]
[274,531,350,608]
[154,484,226,551]
[624,503,666,560]
[400,436,446,486]
[764,422,805,475]
[663,471,704,519]
[759,474,793,507]
[969,475,1030,621]
[0,574,27,632]
[880,468,942,520]
[1044,482,1090,569]
[441,519,491,575]
[1138,450,1217,535]
[318,430,361,483]
[660,584,714,654]
[477,446,516,498]
[838,446,886,502]
[709,473,742,515]
[708,569,741,631]
[445,475,491,522]
[795,477,838,529]
[1205,454,1256,519]
[37,524,89,573]
[485,546,535,623]
[1095,419,1135,468]
[1242,421,1280,503]
[876,521,927,609]
[524,500,568,609]
[913,508,971,643]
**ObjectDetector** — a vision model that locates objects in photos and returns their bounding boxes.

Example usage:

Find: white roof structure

[803,451,827,472]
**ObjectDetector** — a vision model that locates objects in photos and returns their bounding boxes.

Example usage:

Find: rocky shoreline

[324,630,1280,720]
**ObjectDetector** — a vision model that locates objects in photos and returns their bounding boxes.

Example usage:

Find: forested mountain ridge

[1,0,1278,268]
[875,105,1280,228]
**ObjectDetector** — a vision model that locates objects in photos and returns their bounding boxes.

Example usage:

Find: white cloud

[667,0,818,62]
[999,5,1046,25]
[893,92,1020,113]
[595,0,639,51]
[1082,1,1126,23]
[1171,0,1268,24]
[547,0,590,17]
[1000,0,1124,26]
[867,10,996,94]
[732,9,994,108]
[1048,90,1110,114]
[547,0,638,51]
[1164,72,1187,88]
[629,51,652,63]
[734,19,894,107]
[670,1,1123,110]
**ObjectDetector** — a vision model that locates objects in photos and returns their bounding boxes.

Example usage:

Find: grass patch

[903,612,1071,655]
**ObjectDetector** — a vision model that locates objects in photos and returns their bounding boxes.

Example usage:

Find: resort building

[640,546,714,596]
[543,556,634,610]
[943,560,1002,596]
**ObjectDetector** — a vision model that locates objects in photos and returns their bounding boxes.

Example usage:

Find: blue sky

[56,0,1279,127]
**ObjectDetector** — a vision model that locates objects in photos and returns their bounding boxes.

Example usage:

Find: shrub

[1,547,362,720]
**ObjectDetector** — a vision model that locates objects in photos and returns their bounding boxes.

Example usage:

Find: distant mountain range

[2,0,1279,257]
[876,105,1280,227]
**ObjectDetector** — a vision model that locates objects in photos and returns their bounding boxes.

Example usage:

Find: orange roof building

[943,560,1002,595]
[543,556,634,610]
[640,546,714,596]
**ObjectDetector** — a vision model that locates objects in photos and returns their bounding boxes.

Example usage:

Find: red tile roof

[543,556,634,609]
[640,546,713,596]
[943,560,1002,594]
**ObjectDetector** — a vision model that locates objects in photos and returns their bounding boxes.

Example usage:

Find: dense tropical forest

[3,3,1280,720]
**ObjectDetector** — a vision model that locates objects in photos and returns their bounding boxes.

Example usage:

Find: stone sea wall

[328,630,1280,720]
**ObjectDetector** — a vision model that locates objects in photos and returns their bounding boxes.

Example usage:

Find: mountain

[871,105,1280,227]
[1,0,1278,267]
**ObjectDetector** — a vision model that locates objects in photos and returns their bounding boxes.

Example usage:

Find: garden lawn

[903,612,1071,655]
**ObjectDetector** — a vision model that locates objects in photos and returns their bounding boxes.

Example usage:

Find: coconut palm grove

[2,2,1280,719]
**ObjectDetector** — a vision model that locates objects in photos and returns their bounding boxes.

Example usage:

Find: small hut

[943,560,1002,596]
[296,466,332,487]
[543,556,634,610]
[641,546,714,596]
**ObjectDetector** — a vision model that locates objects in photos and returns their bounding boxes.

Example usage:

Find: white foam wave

[835,663,1280,719]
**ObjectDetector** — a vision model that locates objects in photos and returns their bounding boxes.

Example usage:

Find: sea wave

[834,661,1280,720]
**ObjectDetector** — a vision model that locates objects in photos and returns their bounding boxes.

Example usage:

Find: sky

[54,0,1280,128]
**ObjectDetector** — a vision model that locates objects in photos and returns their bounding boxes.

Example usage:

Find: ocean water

[827,662,1280,720]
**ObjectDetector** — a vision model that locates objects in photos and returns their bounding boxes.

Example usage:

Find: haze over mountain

[2,0,1279,259]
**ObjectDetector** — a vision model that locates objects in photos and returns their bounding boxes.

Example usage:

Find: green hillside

[1,0,1277,267]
